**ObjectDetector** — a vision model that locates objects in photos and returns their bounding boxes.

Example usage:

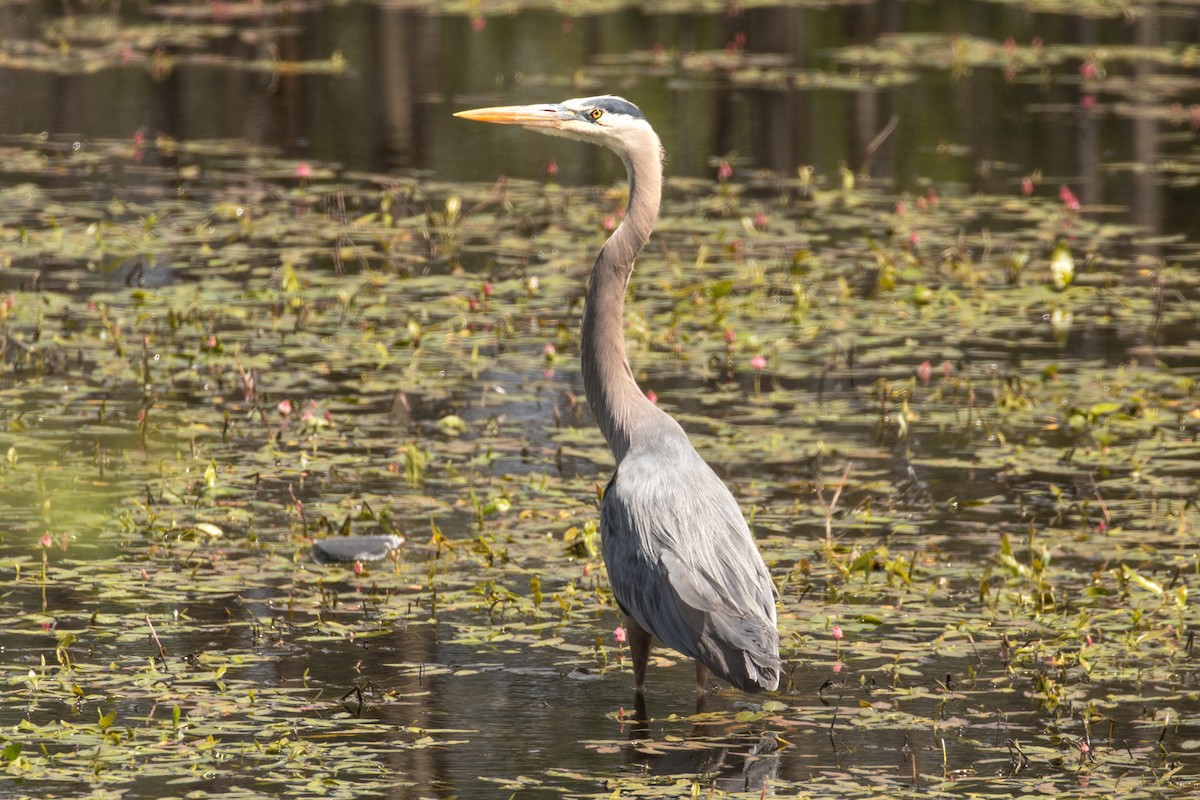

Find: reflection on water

[2,1,1197,244]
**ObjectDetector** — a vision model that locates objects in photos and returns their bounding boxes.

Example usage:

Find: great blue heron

[455,96,781,694]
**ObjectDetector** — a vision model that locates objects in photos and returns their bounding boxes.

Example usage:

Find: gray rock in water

[311,534,405,564]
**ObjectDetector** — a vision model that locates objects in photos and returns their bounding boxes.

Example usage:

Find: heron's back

[600,417,781,692]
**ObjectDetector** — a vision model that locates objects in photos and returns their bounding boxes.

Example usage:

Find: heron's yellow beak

[454,103,569,129]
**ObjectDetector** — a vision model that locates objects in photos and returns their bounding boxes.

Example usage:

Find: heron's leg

[626,615,652,693]
[695,660,710,694]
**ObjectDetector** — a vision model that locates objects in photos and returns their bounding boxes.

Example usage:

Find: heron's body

[456,95,781,693]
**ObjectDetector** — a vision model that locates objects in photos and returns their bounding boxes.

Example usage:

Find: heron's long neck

[581,145,663,465]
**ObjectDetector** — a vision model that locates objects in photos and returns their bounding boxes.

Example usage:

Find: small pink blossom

[544,159,558,179]
[1080,61,1097,79]
[831,624,843,641]
[750,354,767,371]
[926,188,939,206]
[895,200,906,217]
[613,626,627,644]
[645,390,658,404]
[723,327,736,344]
[543,342,556,360]
[1080,94,1096,110]
[716,160,733,182]
[277,399,293,416]
[1059,185,1080,210]
[917,360,932,384]
[752,211,767,230]
[39,532,53,548]
[295,162,312,179]
[353,560,364,576]
[1021,176,1034,196]
[602,214,617,232]
[909,230,920,247]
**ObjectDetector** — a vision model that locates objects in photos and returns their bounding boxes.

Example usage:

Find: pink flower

[277,399,292,416]
[39,532,53,548]
[613,626,627,644]
[481,281,492,298]
[295,162,312,179]
[353,561,364,576]
[723,327,736,344]
[717,160,733,182]
[602,214,617,232]
[831,624,844,641]
[1021,176,1034,196]
[645,390,658,405]
[917,360,932,384]
[1080,61,1097,79]
[1059,185,1080,210]
[750,354,767,371]
[544,159,558,179]
[895,200,906,217]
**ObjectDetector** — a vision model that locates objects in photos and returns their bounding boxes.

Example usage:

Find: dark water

[2,2,1200,798]
[3,1,1197,240]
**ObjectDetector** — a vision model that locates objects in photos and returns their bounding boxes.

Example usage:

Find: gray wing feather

[601,425,781,692]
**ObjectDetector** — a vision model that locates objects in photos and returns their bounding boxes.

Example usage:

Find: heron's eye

[588,108,604,121]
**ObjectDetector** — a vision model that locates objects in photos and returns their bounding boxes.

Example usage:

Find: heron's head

[454,95,660,163]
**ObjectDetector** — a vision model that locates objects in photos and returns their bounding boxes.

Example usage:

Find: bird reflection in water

[610,694,786,794]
